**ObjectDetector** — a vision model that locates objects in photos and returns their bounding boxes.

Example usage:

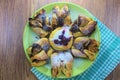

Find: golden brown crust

[52,13,58,28]
[61,62,72,77]
[78,16,92,27]
[47,47,54,57]
[51,66,61,77]
[71,48,87,58]
[30,50,48,66]
[64,15,72,25]
[83,49,95,60]
[32,27,48,37]
[37,38,49,46]
[80,21,97,36]
[31,61,47,67]
[87,39,100,53]
[31,50,48,61]
[73,32,84,37]
[27,47,32,54]
[74,37,90,49]
[73,37,99,60]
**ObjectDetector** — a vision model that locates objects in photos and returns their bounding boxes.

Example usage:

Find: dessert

[49,27,73,51]
[51,51,73,77]
[27,5,100,78]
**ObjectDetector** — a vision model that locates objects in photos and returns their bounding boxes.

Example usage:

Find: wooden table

[0,0,120,80]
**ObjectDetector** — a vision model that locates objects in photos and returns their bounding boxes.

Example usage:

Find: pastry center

[49,26,73,50]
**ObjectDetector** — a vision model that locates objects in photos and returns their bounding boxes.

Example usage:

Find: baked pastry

[27,38,51,66]
[31,50,48,66]
[49,26,73,51]
[27,5,100,77]
[73,37,99,60]
[27,43,41,57]
[71,48,87,58]
[74,37,90,50]
[36,38,50,52]
[79,21,97,36]
[70,15,97,37]
[47,47,54,57]
[29,9,52,37]
[51,51,73,77]
[52,5,71,28]
[87,39,100,53]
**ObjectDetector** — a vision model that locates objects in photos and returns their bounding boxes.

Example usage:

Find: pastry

[27,43,41,57]
[29,9,52,37]
[27,5,100,77]
[36,38,50,52]
[70,16,96,37]
[49,26,73,51]
[51,51,73,77]
[78,16,91,27]
[83,49,95,60]
[74,37,90,50]
[87,39,99,52]
[31,50,49,66]
[80,21,97,36]
[71,48,87,58]
[52,5,71,28]
[47,47,54,57]
[27,38,50,66]
[73,37,99,60]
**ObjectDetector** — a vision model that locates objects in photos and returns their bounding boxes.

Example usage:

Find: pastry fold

[51,51,73,77]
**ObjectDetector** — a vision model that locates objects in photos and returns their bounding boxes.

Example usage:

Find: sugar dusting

[51,50,73,67]
[51,26,72,43]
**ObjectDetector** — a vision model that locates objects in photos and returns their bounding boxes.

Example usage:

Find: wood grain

[0,0,120,80]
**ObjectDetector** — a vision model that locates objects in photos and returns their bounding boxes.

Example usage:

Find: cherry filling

[54,30,71,46]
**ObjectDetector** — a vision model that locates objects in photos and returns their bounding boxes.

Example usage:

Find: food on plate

[27,4,100,77]
[31,50,48,66]
[72,37,99,60]
[29,9,52,37]
[71,48,87,58]
[70,15,97,37]
[79,21,97,36]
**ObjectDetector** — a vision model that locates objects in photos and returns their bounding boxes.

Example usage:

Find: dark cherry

[59,41,62,45]
[29,54,33,58]
[54,30,72,46]
[62,30,65,34]
[32,59,40,63]
[62,36,67,41]
[57,17,64,26]
[42,44,50,52]
[43,25,52,32]
[77,16,81,26]
[63,42,68,46]
[70,24,79,33]
[35,12,46,26]
[74,42,83,50]
[54,39,59,44]
[29,18,41,27]
[41,16,46,25]
[59,35,63,39]
[31,43,41,53]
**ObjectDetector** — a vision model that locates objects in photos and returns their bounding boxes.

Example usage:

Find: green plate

[23,2,100,78]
